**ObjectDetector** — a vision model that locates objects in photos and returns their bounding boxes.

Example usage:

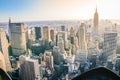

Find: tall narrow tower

[78,23,87,51]
[94,7,99,35]
[8,17,11,41]
[43,26,51,42]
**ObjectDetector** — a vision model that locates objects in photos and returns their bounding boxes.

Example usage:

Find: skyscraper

[35,27,41,40]
[0,51,6,71]
[70,27,75,44]
[93,7,99,35]
[86,25,92,46]
[50,29,55,41]
[28,27,36,40]
[20,59,40,80]
[43,26,51,42]
[78,23,87,51]
[44,51,54,71]
[103,31,117,62]
[0,29,11,71]
[75,23,88,63]
[8,17,11,41]
[56,31,67,48]
[9,22,27,56]
[61,25,65,31]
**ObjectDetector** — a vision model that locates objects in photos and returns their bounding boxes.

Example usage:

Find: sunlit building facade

[0,29,11,71]
[43,26,51,42]
[9,23,27,56]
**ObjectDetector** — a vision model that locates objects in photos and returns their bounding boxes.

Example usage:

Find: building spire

[9,17,11,24]
[96,5,97,13]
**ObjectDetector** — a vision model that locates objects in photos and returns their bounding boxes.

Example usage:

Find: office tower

[0,51,6,71]
[75,23,88,63]
[44,51,54,71]
[57,38,65,51]
[24,27,29,49]
[8,17,11,41]
[50,29,55,41]
[93,7,99,35]
[35,27,41,40]
[28,27,36,40]
[20,59,40,80]
[74,37,79,49]
[78,23,87,51]
[70,27,75,44]
[56,31,67,47]
[103,31,117,62]
[0,29,11,71]
[43,26,51,42]
[57,37,67,55]
[53,46,65,64]
[75,49,88,63]
[86,25,92,46]
[61,25,65,31]
[9,23,27,56]
[70,27,75,37]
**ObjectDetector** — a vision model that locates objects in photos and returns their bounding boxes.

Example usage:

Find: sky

[0,0,120,22]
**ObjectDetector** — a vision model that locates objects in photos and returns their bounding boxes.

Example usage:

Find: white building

[44,51,54,71]
[75,23,88,63]
[75,49,88,64]
[20,58,41,80]
[103,30,117,61]
[78,23,87,51]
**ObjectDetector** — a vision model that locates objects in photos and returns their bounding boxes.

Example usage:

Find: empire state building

[93,7,99,35]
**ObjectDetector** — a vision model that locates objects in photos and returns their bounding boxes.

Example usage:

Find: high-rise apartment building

[9,23,27,56]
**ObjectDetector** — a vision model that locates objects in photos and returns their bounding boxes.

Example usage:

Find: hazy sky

[0,0,120,22]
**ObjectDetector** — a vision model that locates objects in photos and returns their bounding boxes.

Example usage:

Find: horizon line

[0,18,120,23]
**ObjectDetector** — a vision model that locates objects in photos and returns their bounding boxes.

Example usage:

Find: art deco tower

[78,23,87,51]
[75,23,88,63]
[94,7,99,34]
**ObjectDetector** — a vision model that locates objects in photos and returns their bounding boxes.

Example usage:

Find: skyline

[0,0,120,22]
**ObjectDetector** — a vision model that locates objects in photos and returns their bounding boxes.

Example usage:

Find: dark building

[35,27,41,40]
[61,25,65,31]
[50,30,55,41]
